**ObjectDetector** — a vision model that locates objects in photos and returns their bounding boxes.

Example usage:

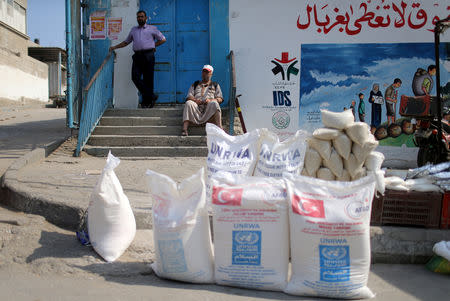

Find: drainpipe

[65,0,73,128]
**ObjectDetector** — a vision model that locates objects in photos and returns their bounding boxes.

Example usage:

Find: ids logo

[272,111,290,129]
[273,91,292,106]
[345,200,370,220]
[271,52,299,81]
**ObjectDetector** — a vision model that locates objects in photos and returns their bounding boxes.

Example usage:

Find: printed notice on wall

[108,17,122,40]
[90,11,107,40]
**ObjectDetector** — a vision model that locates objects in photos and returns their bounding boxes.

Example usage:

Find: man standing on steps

[182,65,223,136]
[109,10,166,108]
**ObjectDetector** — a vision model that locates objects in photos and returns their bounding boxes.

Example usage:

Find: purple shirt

[124,24,165,52]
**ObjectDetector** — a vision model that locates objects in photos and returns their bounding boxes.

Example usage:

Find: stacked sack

[302,109,385,194]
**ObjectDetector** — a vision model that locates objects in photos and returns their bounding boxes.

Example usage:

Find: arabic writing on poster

[108,17,123,40]
[90,11,107,40]
[296,0,450,35]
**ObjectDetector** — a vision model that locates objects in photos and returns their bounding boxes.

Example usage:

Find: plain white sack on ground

[211,174,289,291]
[146,168,214,283]
[254,129,308,178]
[88,152,136,262]
[283,173,376,299]
[321,109,354,130]
[433,241,450,261]
[206,123,262,201]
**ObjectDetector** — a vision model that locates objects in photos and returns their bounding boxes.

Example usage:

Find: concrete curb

[0,138,85,231]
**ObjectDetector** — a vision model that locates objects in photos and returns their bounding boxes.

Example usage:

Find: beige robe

[183,81,223,127]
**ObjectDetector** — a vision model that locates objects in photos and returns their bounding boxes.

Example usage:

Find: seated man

[182,65,223,136]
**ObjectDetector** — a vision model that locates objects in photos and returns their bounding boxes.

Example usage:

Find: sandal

[181,129,188,136]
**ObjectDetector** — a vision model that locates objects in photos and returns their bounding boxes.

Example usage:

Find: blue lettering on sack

[319,245,350,282]
[158,239,187,274]
[210,142,251,160]
[232,231,261,265]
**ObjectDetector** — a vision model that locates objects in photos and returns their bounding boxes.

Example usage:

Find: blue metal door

[140,0,209,103]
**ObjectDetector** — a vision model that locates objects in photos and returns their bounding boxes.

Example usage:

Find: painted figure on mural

[368,83,383,130]
[182,65,223,136]
[109,10,166,108]
[412,64,436,96]
[350,100,356,121]
[385,78,402,126]
[358,93,365,122]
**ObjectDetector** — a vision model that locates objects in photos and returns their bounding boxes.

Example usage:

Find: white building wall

[0,63,48,102]
[111,0,139,108]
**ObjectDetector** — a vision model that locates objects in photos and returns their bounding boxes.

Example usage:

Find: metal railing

[227,50,247,134]
[75,52,115,156]
[228,50,236,135]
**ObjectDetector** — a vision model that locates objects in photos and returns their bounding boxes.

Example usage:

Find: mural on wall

[229,0,450,143]
[299,42,450,147]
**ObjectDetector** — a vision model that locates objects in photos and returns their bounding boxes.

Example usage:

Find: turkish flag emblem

[212,187,243,206]
[292,194,325,218]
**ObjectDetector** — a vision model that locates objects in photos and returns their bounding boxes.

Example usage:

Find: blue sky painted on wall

[299,43,450,129]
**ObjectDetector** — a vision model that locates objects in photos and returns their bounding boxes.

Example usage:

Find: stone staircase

[84,105,208,157]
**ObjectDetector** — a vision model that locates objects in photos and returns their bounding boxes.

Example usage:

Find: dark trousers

[132,50,156,107]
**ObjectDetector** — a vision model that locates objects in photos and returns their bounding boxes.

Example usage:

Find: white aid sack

[333,133,352,160]
[352,167,367,181]
[88,152,136,262]
[337,169,351,182]
[304,148,322,176]
[344,153,364,178]
[345,122,370,146]
[211,175,289,291]
[384,177,408,191]
[283,173,376,299]
[321,109,355,130]
[368,170,386,195]
[308,137,332,161]
[147,168,214,283]
[206,123,262,200]
[317,167,336,181]
[254,130,307,178]
[365,152,385,171]
[352,136,379,163]
[313,128,341,140]
[323,149,344,178]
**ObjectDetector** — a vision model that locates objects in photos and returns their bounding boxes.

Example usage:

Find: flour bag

[254,129,308,178]
[283,173,376,299]
[146,168,214,283]
[206,123,262,200]
[211,174,289,291]
[88,152,136,262]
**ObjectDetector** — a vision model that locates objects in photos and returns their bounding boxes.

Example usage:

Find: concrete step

[87,135,207,147]
[92,125,206,136]
[99,116,181,126]
[104,107,183,117]
[84,146,208,157]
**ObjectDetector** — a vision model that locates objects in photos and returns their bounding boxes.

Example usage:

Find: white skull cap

[202,64,214,73]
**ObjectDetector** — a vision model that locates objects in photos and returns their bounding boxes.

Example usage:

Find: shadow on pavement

[72,262,306,300]
[371,264,450,301]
